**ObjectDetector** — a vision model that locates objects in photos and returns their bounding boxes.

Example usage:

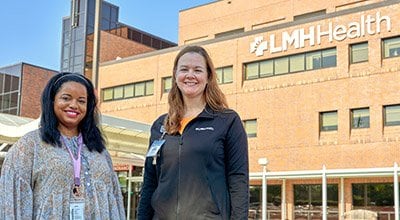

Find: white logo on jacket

[195,127,214,131]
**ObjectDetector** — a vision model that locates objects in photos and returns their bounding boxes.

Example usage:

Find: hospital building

[1,0,400,219]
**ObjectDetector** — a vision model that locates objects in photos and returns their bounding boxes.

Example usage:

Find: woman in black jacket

[138,45,249,220]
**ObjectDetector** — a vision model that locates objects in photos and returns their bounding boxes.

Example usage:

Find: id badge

[146,139,165,157]
[70,200,85,220]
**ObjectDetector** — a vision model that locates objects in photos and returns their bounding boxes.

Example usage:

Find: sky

[0,0,215,71]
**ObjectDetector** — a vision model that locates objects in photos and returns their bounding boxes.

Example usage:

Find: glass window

[244,119,257,137]
[274,57,289,75]
[145,81,154,95]
[249,185,282,218]
[216,68,223,84]
[306,51,321,70]
[351,108,370,129]
[384,104,400,126]
[103,88,113,101]
[294,184,338,219]
[4,75,11,92]
[352,183,394,207]
[2,93,10,109]
[290,54,305,72]
[11,76,19,91]
[351,42,368,63]
[0,94,3,109]
[10,92,18,108]
[383,36,400,58]
[135,82,145,97]
[163,77,172,93]
[216,66,233,84]
[222,66,233,83]
[259,60,273,77]
[124,84,134,98]
[113,86,123,99]
[322,48,337,67]
[245,62,259,80]
[320,111,338,131]
[0,74,4,92]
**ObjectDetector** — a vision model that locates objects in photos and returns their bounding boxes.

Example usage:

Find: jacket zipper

[177,135,183,219]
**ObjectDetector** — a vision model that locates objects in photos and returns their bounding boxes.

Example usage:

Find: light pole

[258,158,269,220]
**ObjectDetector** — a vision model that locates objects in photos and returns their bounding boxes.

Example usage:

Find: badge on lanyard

[61,135,86,220]
[146,139,165,157]
[146,131,166,165]
[70,200,85,220]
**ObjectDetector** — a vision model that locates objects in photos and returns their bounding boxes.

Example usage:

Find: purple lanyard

[61,134,83,186]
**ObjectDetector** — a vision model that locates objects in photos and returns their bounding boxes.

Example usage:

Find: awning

[0,113,150,166]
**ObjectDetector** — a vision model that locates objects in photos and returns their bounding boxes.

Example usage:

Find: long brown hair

[164,45,228,134]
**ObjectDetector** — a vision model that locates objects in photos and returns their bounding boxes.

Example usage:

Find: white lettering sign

[250,12,391,56]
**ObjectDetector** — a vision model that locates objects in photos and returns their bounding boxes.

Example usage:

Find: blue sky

[0,1,214,71]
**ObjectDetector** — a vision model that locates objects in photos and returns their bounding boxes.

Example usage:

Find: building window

[321,48,337,67]
[162,77,172,93]
[320,111,338,131]
[244,48,336,80]
[145,80,154,95]
[274,57,289,75]
[124,84,134,98]
[216,66,233,84]
[352,183,394,208]
[113,86,123,100]
[383,36,400,58]
[259,60,273,77]
[249,185,282,218]
[350,42,368,63]
[135,82,145,97]
[384,104,400,126]
[103,88,113,101]
[102,80,154,102]
[0,73,20,115]
[294,184,338,219]
[244,119,257,137]
[351,108,370,129]
[290,54,305,72]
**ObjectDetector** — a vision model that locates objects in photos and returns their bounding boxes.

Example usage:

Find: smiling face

[53,81,87,136]
[175,52,208,101]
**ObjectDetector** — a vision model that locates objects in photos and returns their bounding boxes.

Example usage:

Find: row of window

[245,48,337,80]
[102,80,154,102]
[320,104,400,132]
[350,37,400,63]
[241,104,400,138]
[101,36,400,102]
[249,182,394,216]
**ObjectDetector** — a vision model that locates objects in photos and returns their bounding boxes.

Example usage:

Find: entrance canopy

[0,113,150,166]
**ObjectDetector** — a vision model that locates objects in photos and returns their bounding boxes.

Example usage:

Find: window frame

[243,119,257,138]
[162,76,172,93]
[350,42,369,64]
[383,36,400,58]
[320,111,338,132]
[384,104,400,126]
[351,107,370,129]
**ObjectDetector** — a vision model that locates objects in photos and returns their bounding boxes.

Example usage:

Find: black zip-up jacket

[137,107,249,220]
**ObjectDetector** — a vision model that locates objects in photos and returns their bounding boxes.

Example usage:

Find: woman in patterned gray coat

[0,72,126,219]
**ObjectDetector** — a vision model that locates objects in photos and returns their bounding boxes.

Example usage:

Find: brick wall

[20,64,57,118]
